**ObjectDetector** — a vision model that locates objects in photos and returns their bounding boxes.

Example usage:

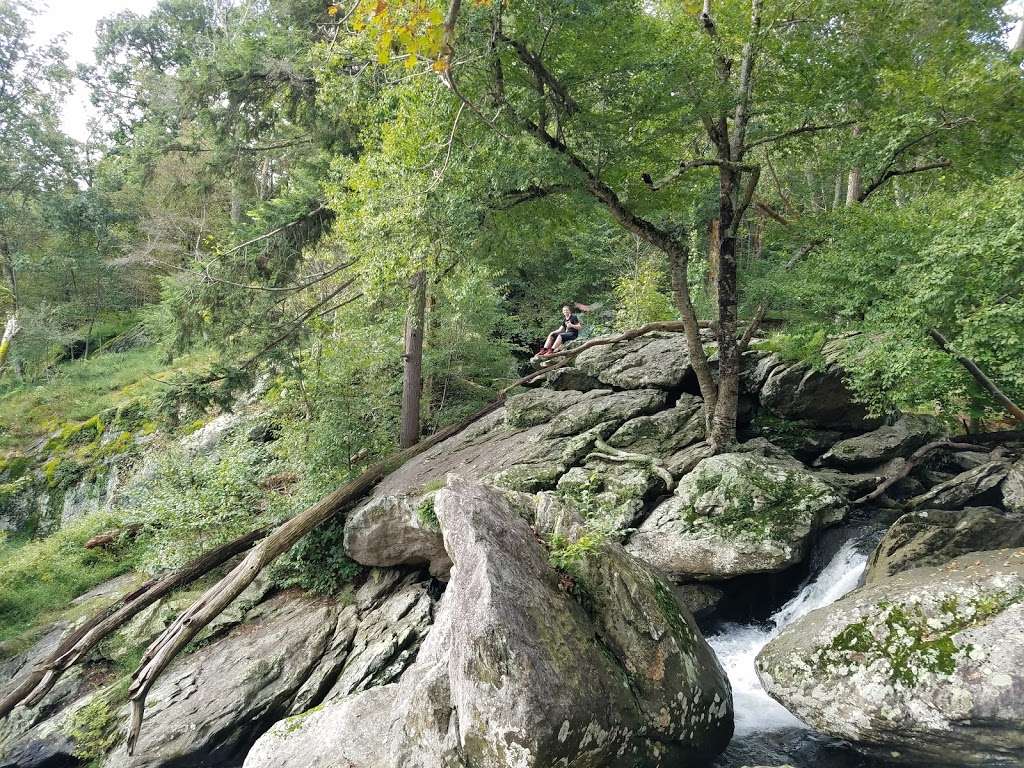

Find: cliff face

[2,330,1022,768]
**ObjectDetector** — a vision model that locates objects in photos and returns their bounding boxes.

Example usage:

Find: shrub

[269,517,364,594]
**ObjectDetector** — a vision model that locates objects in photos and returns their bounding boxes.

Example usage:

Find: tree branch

[928,327,1024,425]
[745,120,856,150]
[642,158,756,192]
[857,159,951,203]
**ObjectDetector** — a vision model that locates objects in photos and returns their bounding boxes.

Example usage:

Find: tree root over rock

[589,438,676,492]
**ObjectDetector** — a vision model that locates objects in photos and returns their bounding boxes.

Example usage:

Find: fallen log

[124,319,683,752]
[0,526,270,720]
[852,439,981,507]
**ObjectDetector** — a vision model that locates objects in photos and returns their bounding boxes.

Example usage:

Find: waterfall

[708,539,869,735]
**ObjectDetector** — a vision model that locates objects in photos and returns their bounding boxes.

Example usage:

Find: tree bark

[399,269,428,448]
[846,126,863,206]
[710,166,741,452]
[0,311,19,371]
[706,218,720,306]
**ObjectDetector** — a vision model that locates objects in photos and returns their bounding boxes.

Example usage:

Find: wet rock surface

[757,548,1024,766]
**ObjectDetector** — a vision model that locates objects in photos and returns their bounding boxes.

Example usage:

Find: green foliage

[0,512,130,646]
[269,518,364,595]
[612,251,677,330]
[123,440,279,572]
[757,329,828,369]
[0,347,212,451]
[546,528,607,580]
[416,495,439,530]
[69,687,124,763]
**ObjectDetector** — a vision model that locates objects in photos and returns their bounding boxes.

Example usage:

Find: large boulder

[818,415,941,469]
[245,478,733,768]
[757,548,1024,766]
[606,393,705,457]
[1001,457,1024,514]
[344,494,452,578]
[627,451,847,580]
[865,507,1024,583]
[907,461,1009,510]
[757,357,877,431]
[573,332,692,390]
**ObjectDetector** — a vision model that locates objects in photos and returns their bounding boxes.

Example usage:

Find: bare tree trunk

[710,167,741,452]
[833,172,845,210]
[0,312,18,372]
[706,218,720,307]
[846,125,863,206]
[400,269,428,449]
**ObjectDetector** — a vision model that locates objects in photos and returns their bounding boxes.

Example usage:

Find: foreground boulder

[757,548,1024,766]
[865,507,1024,583]
[627,450,846,579]
[245,478,733,768]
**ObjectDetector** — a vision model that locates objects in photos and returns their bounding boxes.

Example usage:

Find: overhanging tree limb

[857,159,951,203]
[927,328,1024,425]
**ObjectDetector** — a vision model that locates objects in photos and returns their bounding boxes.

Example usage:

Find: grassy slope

[0,347,214,452]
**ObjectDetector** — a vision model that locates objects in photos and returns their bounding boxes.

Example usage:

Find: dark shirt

[560,314,580,333]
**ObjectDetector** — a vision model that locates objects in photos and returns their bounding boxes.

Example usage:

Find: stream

[708,530,899,768]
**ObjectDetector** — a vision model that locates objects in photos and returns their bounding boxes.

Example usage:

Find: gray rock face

[627,451,847,580]
[758,358,877,430]
[819,415,941,469]
[374,388,666,500]
[103,592,341,768]
[245,479,733,768]
[607,393,705,456]
[908,460,1009,510]
[0,570,438,768]
[757,548,1024,766]
[344,494,451,578]
[574,331,692,390]
[1001,457,1024,514]
[865,507,1024,584]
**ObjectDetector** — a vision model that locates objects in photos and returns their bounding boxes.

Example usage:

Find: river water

[707,534,899,768]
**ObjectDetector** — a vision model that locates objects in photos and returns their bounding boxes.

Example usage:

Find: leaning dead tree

[0,527,270,720]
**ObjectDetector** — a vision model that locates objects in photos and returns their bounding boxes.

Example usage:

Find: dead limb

[853,439,982,506]
[0,526,270,720]
[928,328,1024,426]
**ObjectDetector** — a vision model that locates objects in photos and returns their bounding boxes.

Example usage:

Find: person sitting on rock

[539,304,582,356]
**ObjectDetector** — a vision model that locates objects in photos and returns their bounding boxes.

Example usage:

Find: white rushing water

[708,539,869,735]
